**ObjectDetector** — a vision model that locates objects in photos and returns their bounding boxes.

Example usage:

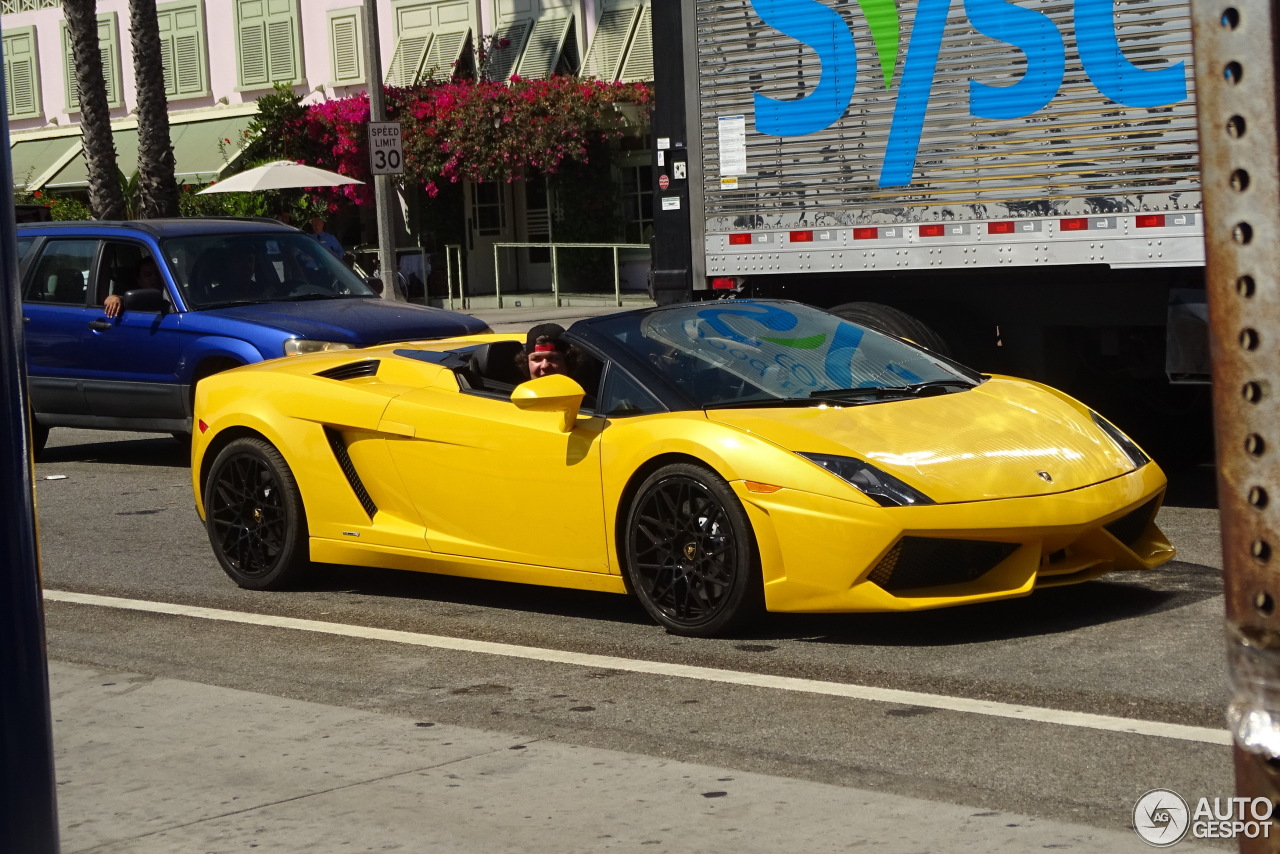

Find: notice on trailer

[368,121,404,175]
[718,115,747,178]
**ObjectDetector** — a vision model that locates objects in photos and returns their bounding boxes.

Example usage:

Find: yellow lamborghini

[191,300,1174,636]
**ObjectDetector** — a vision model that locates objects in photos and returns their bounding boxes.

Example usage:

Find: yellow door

[380,389,610,573]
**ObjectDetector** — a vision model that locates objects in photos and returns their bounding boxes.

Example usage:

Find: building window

[328,7,365,86]
[580,1,649,83]
[62,13,123,113]
[4,26,41,120]
[158,1,208,100]
[236,0,302,90]
[386,1,472,85]
[619,156,653,244]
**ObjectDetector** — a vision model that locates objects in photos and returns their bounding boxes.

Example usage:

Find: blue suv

[18,218,489,452]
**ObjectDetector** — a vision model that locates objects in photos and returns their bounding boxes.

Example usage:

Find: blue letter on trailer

[965,0,1065,119]
[750,0,858,137]
[878,0,951,187]
[1075,0,1186,107]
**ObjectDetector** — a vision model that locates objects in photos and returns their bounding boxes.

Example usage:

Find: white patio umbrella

[197,160,364,194]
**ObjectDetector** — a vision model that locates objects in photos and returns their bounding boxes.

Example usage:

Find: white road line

[45,589,1230,747]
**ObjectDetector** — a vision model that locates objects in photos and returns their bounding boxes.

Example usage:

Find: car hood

[197,298,486,344]
[705,378,1138,503]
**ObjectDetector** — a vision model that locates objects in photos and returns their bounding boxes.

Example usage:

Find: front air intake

[1104,496,1160,548]
[867,537,1019,592]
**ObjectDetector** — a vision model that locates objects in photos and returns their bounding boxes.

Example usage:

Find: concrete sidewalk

[464,302,653,333]
[49,660,1214,854]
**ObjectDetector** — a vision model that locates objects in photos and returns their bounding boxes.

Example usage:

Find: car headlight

[799,452,935,506]
[283,339,356,356]
[1090,412,1150,468]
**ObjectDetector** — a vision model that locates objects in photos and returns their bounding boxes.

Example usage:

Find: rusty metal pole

[1191,0,1280,849]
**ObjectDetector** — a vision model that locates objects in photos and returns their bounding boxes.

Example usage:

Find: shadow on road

[38,432,189,468]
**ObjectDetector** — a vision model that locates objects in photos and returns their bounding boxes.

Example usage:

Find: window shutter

[158,2,208,98]
[62,14,121,112]
[385,33,431,85]
[4,27,40,119]
[580,6,640,82]
[421,28,469,81]
[482,20,531,83]
[329,10,363,84]
[619,4,652,82]
[515,16,572,82]
[237,0,301,89]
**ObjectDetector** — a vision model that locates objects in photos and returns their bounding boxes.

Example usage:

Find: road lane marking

[45,589,1230,747]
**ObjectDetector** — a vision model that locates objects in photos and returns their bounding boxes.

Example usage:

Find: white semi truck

[647,0,1210,456]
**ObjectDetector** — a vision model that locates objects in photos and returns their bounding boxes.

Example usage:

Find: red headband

[533,343,558,353]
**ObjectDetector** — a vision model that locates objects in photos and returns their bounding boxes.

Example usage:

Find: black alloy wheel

[624,462,763,637]
[204,437,309,590]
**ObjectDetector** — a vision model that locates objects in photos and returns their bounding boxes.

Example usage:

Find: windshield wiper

[810,379,976,402]
[704,396,818,410]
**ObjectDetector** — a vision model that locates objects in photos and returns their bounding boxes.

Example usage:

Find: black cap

[525,323,569,354]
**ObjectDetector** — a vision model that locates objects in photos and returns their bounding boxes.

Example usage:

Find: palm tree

[129,0,178,217]
[64,0,125,219]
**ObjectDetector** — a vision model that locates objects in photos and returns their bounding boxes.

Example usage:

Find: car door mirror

[512,374,585,432]
[121,288,167,314]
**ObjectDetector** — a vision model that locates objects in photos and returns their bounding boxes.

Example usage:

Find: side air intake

[325,427,377,519]
[317,360,379,381]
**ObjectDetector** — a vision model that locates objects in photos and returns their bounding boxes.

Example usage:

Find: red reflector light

[728,233,751,245]
[853,227,878,240]
[710,277,739,290]
[789,230,813,242]
[198,419,209,434]
[1060,217,1089,231]
[987,221,1015,234]
[1136,214,1166,228]
[919,224,945,237]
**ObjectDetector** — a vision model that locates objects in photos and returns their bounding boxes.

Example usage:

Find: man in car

[518,323,579,379]
[103,256,162,318]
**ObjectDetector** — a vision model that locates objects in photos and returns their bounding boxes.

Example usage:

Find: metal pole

[493,245,502,308]
[0,18,60,848]
[612,246,621,307]
[363,0,399,301]
[1191,0,1280,845]
[551,245,559,307]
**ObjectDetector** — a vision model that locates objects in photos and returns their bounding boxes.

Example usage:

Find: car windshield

[593,301,983,408]
[162,232,375,309]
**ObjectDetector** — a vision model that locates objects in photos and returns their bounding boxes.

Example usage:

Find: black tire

[623,463,763,637]
[31,422,49,459]
[828,301,953,357]
[204,437,310,590]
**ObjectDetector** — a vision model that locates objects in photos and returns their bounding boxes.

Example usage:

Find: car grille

[867,537,1020,592]
[1104,497,1160,548]
[325,428,378,519]
[317,360,380,381]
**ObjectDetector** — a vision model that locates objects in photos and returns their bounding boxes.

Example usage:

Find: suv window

[100,241,166,311]
[24,239,96,305]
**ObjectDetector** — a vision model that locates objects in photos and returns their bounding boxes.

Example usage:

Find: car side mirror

[512,374,585,432]
[121,288,167,314]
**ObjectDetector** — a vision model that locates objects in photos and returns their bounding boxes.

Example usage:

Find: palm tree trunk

[63,0,125,220]
[129,0,178,218]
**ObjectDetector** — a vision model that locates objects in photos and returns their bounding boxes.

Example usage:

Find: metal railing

[491,242,650,308]
[441,244,466,310]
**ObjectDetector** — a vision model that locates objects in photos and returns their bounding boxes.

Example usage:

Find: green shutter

[515,17,572,82]
[157,2,208,99]
[62,14,122,113]
[421,28,469,81]
[4,27,40,120]
[386,33,431,85]
[237,0,301,89]
[329,9,364,84]
[619,4,652,83]
[580,6,640,82]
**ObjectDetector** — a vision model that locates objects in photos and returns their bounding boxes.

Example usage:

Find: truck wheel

[828,302,953,357]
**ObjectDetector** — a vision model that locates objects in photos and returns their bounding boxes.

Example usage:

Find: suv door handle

[88,320,112,331]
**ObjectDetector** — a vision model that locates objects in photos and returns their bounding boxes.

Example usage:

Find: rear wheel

[204,437,309,590]
[828,301,952,357]
[623,463,763,637]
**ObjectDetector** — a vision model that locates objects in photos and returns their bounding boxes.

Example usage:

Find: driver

[103,256,162,318]
[516,323,579,380]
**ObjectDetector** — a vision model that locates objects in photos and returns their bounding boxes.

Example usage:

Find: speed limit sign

[368,121,404,175]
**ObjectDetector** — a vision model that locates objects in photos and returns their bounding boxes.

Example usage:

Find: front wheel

[204,437,309,590]
[623,463,763,637]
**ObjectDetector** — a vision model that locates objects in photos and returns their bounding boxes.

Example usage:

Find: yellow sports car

[191,300,1174,636]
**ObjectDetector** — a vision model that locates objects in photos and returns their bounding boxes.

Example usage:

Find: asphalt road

[30,424,1233,848]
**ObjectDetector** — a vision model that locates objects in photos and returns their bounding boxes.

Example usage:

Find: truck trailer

[647,0,1210,459]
